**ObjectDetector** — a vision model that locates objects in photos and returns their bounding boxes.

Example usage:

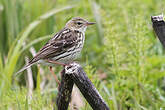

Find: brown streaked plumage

[15,17,95,75]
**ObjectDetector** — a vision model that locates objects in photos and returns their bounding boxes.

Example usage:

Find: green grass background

[0,0,165,109]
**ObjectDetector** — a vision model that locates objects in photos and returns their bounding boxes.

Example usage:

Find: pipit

[15,17,95,79]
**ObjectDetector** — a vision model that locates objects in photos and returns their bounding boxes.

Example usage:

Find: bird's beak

[86,22,95,26]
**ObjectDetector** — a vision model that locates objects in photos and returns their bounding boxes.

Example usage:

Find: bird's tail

[14,62,36,77]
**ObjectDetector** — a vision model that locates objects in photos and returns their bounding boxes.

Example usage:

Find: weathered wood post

[151,14,165,47]
[56,62,110,110]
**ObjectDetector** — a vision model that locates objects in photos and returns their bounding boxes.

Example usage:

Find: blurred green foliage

[0,0,165,109]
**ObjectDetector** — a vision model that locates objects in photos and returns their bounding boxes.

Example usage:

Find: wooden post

[56,62,110,110]
[56,69,74,110]
[151,14,165,47]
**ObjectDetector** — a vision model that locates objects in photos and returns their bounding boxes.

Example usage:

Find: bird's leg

[47,59,69,83]
[46,59,66,66]
[49,66,60,85]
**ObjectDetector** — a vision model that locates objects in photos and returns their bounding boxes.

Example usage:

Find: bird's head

[65,17,95,32]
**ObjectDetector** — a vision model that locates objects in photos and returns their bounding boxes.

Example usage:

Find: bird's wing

[29,28,78,64]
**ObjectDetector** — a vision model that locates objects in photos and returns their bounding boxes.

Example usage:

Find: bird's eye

[77,22,82,25]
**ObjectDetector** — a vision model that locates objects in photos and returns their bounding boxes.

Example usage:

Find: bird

[15,17,95,78]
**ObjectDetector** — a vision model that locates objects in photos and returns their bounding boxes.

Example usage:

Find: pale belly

[55,50,81,64]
